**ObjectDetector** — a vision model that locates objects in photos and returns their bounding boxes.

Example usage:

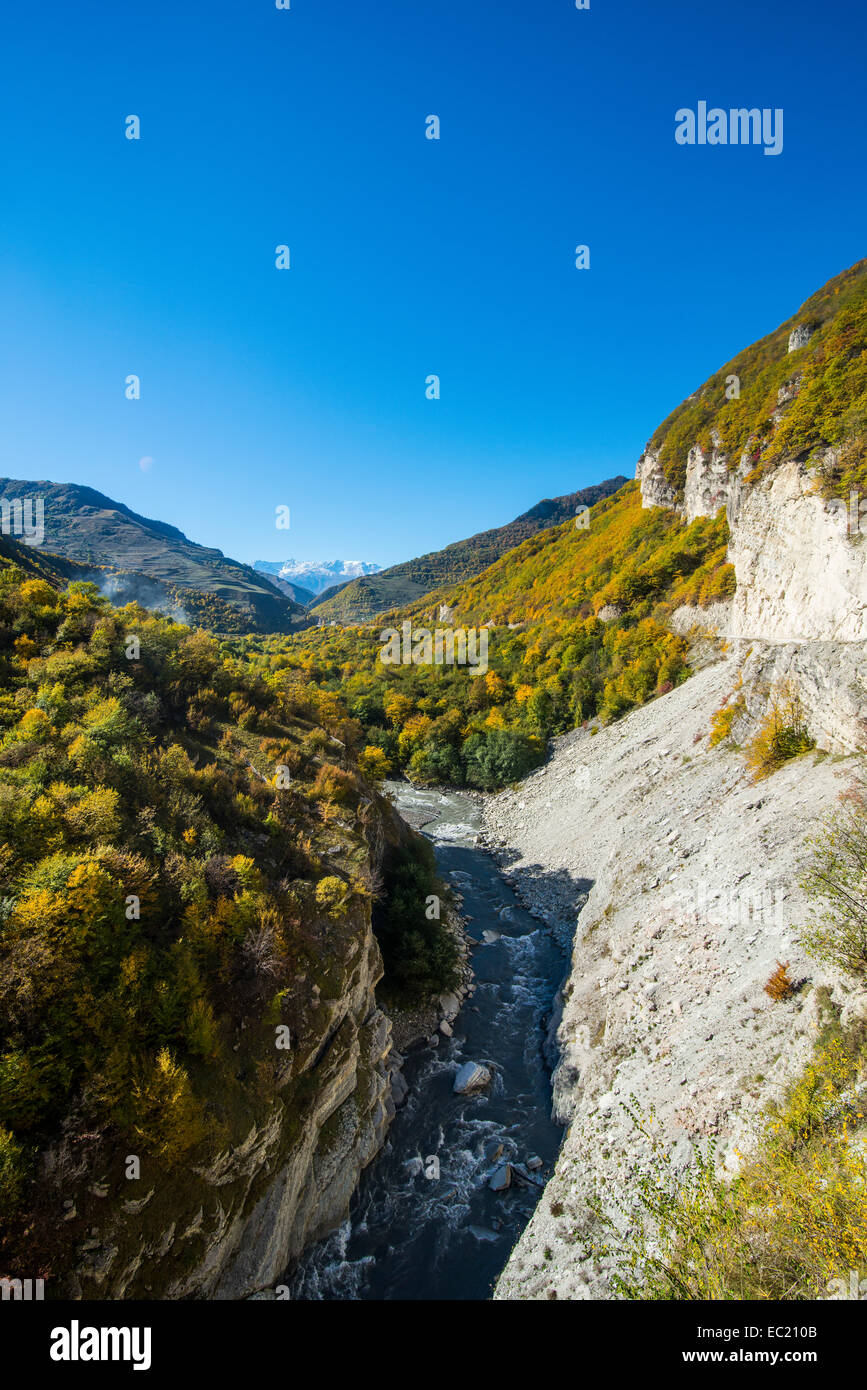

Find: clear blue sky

[1,0,865,567]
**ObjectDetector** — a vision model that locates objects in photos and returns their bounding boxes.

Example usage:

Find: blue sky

[1,0,865,567]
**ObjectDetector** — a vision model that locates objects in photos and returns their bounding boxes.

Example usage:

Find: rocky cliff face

[55,803,409,1301]
[638,443,867,645]
[636,437,735,521]
[491,335,867,1297]
[486,658,861,1300]
[726,459,867,645]
[636,438,867,754]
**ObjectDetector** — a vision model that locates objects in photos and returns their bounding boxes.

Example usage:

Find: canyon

[486,443,867,1297]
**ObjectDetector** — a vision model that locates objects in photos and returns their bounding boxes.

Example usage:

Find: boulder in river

[511,1163,543,1189]
[453,1061,492,1094]
[468,1224,500,1243]
[489,1163,512,1192]
[439,993,460,1020]
[484,1139,504,1163]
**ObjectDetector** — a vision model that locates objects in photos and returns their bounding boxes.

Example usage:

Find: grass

[591,1023,867,1300]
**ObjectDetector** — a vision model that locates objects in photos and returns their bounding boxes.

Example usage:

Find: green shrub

[799,781,867,976]
[745,682,814,780]
[463,729,539,789]
[374,837,458,1001]
[314,875,348,917]
[0,1125,27,1211]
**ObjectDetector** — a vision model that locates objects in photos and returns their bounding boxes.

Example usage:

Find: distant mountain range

[253,558,381,603]
[309,477,630,622]
[0,478,311,634]
[0,475,632,634]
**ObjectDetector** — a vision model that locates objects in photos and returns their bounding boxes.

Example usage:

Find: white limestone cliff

[491,444,867,1299]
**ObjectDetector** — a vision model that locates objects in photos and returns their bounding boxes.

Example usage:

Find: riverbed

[286,782,568,1300]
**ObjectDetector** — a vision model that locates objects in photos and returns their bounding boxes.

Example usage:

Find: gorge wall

[55,801,409,1301]
[490,440,867,1299]
[639,440,867,751]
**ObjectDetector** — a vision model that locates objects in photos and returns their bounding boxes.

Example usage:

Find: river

[287,782,568,1300]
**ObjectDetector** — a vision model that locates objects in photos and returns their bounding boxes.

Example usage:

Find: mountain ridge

[254,558,382,602]
[309,477,630,622]
[0,477,311,634]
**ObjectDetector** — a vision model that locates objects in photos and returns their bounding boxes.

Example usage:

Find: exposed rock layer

[59,804,411,1300]
[490,445,867,1299]
[487,659,858,1299]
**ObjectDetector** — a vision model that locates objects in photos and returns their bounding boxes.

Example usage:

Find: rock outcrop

[490,404,867,1298]
[726,459,867,645]
[636,440,867,752]
[485,658,859,1299]
[55,801,413,1301]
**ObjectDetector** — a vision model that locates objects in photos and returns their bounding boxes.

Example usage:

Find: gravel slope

[480,651,861,1300]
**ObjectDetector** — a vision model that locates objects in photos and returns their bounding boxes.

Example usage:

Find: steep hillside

[486,659,866,1301]
[0,561,457,1297]
[482,259,867,1300]
[406,481,733,628]
[641,257,867,505]
[230,483,733,790]
[0,532,92,588]
[310,477,628,621]
[0,479,310,635]
[632,256,867,751]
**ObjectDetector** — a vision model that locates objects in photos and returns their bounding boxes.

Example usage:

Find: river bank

[480,653,859,1299]
[285,782,569,1300]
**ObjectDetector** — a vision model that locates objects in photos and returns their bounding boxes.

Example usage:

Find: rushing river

[287,783,568,1300]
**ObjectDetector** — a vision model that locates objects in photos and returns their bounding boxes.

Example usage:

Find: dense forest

[0,564,453,1275]
[230,483,734,790]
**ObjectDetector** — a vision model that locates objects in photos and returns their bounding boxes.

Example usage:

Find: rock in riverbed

[489,1163,512,1192]
[453,1061,492,1094]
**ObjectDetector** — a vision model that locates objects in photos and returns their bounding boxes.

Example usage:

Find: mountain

[0,555,454,1298]
[250,570,318,607]
[308,477,629,622]
[0,479,311,634]
[254,558,382,602]
[0,530,92,587]
[405,480,732,633]
[641,255,867,506]
[489,258,867,1301]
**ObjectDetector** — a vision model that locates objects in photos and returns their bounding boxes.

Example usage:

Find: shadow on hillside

[490,843,594,940]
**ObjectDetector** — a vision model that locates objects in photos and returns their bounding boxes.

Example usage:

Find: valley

[2,257,867,1304]
[288,782,568,1301]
